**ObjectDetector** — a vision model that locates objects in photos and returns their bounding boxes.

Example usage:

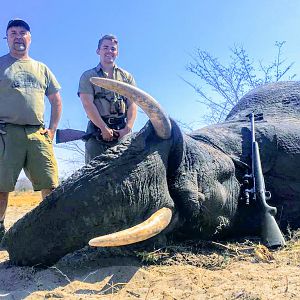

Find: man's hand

[115,126,132,140]
[101,126,115,141]
[40,128,56,140]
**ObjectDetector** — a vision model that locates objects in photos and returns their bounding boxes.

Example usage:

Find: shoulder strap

[116,68,131,84]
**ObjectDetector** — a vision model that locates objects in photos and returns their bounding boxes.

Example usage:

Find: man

[0,19,62,240]
[78,34,137,163]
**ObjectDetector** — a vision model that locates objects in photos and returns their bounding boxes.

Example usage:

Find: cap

[6,19,30,32]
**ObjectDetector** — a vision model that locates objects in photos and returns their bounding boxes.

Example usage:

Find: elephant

[2,79,300,266]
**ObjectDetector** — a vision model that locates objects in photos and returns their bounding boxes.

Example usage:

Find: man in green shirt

[0,19,62,240]
[78,34,137,163]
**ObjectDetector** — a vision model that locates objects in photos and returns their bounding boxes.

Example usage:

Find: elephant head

[2,78,241,266]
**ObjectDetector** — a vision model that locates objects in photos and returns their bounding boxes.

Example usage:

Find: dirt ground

[1,192,300,300]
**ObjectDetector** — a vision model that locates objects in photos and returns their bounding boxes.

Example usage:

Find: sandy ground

[0,192,300,300]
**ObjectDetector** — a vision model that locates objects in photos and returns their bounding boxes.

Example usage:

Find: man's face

[6,26,31,54]
[97,39,118,65]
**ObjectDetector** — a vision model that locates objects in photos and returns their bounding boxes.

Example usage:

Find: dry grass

[134,233,300,271]
[8,191,42,207]
[2,192,300,299]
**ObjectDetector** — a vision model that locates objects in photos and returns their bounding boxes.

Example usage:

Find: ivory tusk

[90,77,172,139]
[89,207,172,247]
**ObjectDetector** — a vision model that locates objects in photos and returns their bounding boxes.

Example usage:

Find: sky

[1,0,300,177]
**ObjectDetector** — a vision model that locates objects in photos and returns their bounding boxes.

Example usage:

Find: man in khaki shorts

[0,19,62,240]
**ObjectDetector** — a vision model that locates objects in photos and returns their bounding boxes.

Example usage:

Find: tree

[185,41,296,123]
[54,140,85,178]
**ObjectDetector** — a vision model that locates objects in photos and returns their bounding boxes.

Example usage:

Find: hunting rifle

[243,113,286,248]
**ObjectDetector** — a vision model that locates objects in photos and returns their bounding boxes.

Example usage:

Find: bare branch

[55,142,85,157]
[184,41,296,124]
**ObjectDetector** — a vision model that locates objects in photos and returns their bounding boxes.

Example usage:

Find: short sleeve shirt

[78,64,136,117]
[0,54,61,125]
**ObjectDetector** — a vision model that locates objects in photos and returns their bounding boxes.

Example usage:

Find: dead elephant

[2,79,300,266]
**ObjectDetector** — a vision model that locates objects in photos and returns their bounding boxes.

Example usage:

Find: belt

[102,117,126,125]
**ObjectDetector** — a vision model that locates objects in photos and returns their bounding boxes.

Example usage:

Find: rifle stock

[56,129,89,144]
[248,113,285,248]
[261,208,286,247]
[55,128,119,144]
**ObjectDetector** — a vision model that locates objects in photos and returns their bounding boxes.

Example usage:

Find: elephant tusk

[90,77,172,139]
[89,207,173,247]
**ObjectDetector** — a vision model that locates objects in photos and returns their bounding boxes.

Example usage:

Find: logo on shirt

[11,71,43,90]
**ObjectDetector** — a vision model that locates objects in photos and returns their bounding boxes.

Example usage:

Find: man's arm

[116,101,137,139]
[79,93,114,141]
[43,91,62,140]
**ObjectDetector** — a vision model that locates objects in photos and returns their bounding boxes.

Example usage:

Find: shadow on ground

[0,246,141,299]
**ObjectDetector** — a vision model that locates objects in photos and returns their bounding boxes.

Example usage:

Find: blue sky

[1,0,300,176]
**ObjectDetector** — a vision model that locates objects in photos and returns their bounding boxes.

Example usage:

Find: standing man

[78,34,137,163]
[0,19,62,240]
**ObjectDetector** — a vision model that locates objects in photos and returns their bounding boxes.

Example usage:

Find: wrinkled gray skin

[2,81,300,266]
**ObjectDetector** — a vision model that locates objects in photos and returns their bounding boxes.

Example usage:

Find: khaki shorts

[0,124,59,192]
